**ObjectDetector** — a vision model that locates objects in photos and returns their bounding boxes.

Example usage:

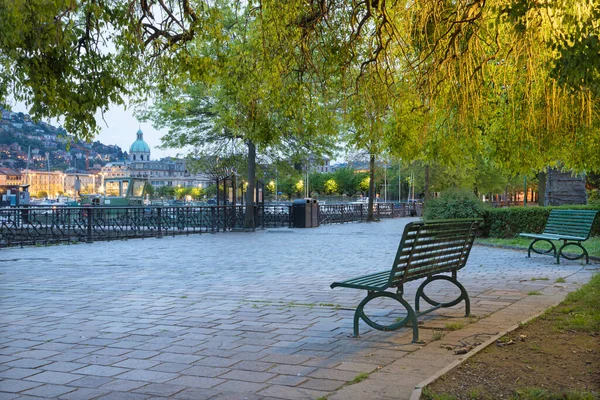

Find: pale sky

[10,101,181,159]
[93,104,181,159]
[10,101,346,164]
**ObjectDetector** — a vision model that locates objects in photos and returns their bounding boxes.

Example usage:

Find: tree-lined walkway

[0,219,597,399]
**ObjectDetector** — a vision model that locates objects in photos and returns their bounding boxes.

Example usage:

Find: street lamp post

[398,161,402,203]
[384,165,387,203]
[46,156,50,197]
[305,167,309,198]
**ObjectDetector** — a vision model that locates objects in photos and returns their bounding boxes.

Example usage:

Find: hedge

[481,204,600,238]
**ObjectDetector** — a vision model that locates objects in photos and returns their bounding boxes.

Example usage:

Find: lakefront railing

[0,202,422,248]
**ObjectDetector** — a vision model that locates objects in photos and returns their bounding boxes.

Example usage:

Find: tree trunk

[537,172,546,206]
[424,164,431,202]
[367,153,375,222]
[243,140,256,229]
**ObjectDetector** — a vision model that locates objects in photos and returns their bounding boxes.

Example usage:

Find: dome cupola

[129,128,151,161]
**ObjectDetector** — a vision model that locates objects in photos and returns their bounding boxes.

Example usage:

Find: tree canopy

[1,0,599,175]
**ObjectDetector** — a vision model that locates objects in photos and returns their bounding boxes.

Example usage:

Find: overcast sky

[10,101,180,159]
[92,104,181,159]
[10,101,347,164]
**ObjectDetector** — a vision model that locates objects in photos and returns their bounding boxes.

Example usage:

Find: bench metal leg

[352,291,419,343]
[528,238,557,258]
[557,241,589,264]
[415,275,470,317]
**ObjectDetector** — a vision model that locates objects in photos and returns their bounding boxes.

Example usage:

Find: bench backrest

[543,209,599,239]
[388,219,479,286]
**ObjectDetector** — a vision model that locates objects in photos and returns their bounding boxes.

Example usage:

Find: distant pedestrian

[74,175,82,199]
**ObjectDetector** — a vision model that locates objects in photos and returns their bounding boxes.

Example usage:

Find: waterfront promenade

[1,218,597,399]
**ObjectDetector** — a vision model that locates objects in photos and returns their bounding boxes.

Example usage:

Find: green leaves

[2,0,599,173]
[1,0,130,139]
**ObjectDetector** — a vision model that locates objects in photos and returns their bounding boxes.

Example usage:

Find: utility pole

[398,163,402,202]
[25,145,31,184]
[410,172,415,202]
[384,164,387,203]
[46,152,50,197]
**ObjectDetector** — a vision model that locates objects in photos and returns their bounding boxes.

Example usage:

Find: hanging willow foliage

[284,0,599,171]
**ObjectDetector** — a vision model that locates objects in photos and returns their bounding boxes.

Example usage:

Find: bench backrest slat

[388,219,478,286]
[542,210,598,239]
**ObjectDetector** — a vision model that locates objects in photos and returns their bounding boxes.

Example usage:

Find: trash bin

[311,199,319,227]
[292,198,312,228]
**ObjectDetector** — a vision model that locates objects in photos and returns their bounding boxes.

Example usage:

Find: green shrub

[423,189,489,221]
[481,204,600,238]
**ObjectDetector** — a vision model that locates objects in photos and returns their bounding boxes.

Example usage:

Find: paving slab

[1,218,597,399]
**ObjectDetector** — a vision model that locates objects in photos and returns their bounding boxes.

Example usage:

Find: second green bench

[519,209,599,264]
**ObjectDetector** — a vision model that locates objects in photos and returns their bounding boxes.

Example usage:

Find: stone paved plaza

[1,218,598,399]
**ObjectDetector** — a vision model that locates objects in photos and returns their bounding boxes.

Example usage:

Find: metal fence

[0,202,422,248]
[317,202,420,225]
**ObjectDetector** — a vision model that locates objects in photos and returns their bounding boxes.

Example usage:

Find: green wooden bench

[331,219,479,343]
[519,209,598,264]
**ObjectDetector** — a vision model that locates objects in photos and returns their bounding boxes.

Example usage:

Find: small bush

[423,189,489,221]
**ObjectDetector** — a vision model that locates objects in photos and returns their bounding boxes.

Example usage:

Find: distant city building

[299,155,333,174]
[312,156,331,173]
[23,171,97,197]
[23,171,63,196]
[101,162,128,178]
[0,168,21,186]
[100,129,211,189]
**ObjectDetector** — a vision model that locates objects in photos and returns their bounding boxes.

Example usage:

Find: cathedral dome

[129,129,151,161]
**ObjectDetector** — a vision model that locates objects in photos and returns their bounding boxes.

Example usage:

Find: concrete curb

[409,296,570,400]
[474,242,600,263]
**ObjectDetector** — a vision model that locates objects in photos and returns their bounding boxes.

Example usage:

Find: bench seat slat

[545,224,591,230]
[548,210,598,214]
[520,233,586,241]
[397,249,465,267]
[544,230,589,237]
[404,227,473,239]
[397,242,467,259]
[331,270,393,291]
[546,221,593,228]
[401,236,470,249]
[547,222,594,227]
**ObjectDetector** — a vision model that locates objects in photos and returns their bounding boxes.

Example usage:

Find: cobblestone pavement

[1,218,597,399]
